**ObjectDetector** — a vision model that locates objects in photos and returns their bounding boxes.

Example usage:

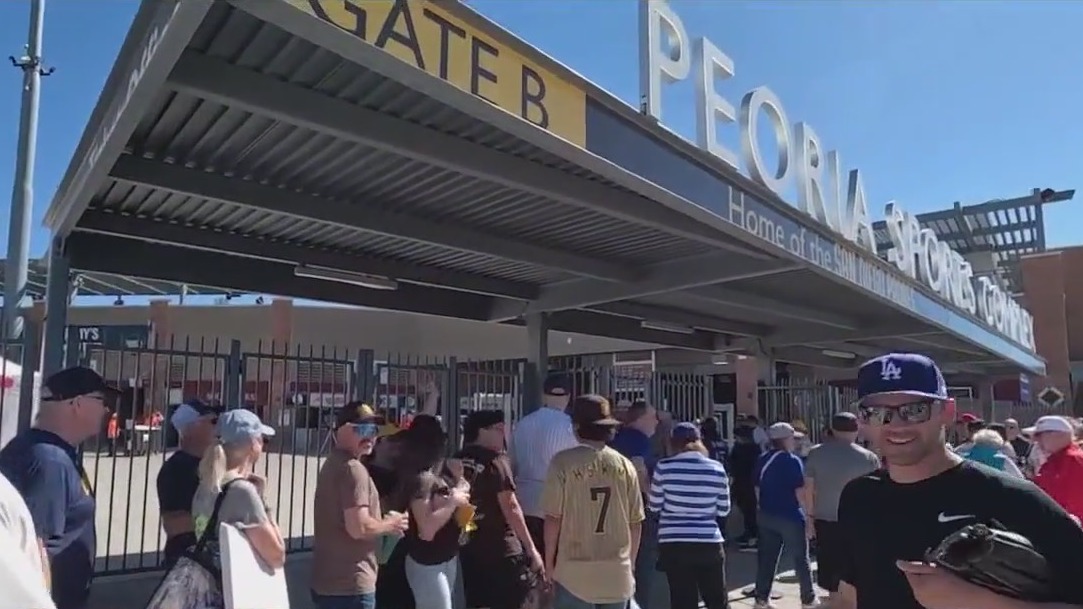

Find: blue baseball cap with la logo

[857,353,947,404]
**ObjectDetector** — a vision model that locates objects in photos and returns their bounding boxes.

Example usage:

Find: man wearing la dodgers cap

[833,352,1083,609]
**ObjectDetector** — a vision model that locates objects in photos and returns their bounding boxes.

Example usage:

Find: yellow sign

[298,0,587,146]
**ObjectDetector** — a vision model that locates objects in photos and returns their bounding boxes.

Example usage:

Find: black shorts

[814,519,844,592]
[462,552,538,609]
[525,516,546,559]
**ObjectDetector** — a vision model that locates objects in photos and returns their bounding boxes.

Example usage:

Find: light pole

[3,0,53,343]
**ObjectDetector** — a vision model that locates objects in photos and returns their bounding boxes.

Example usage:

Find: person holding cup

[404,447,472,609]
[311,402,410,609]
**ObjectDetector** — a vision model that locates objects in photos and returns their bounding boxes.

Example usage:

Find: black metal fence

[0,316,730,576]
[0,302,1070,576]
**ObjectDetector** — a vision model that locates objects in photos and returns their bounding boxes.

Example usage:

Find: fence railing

[0,304,1076,575]
[759,383,859,443]
[990,400,1074,426]
[40,335,731,575]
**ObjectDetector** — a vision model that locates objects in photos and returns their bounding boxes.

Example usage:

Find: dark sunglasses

[858,400,935,425]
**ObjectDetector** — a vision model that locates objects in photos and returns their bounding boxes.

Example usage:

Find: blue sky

[0,0,1081,306]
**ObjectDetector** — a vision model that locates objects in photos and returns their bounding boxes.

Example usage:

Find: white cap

[1033,415,1074,435]
[768,422,804,440]
[170,401,220,432]
[171,404,200,431]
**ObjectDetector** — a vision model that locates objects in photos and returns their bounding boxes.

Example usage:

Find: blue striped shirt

[648,451,731,543]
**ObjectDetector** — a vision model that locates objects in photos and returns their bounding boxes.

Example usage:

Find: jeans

[754,512,815,605]
[813,519,844,593]
[311,591,377,609]
[634,515,659,609]
[732,484,758,539]
[553,584,630,609]
[405,555,461,609]
[658,542,728,609]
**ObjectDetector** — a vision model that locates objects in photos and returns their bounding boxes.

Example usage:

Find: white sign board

[639,0,1035,350]
[220,522,289,609]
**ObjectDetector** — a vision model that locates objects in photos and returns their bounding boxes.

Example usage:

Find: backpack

[963,444,1006,471]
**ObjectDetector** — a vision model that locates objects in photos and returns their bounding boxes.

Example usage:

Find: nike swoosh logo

[937,513,975,523]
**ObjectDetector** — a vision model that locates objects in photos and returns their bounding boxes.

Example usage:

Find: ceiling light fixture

[640,320,695,335]
[821,349,857,360]
[294,265,399,291]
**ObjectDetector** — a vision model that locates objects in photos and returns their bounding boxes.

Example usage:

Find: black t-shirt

[1010,437,1031,464]
[729,442,760,487]
[156,450,201,563]
[456,444,521,558]
[405,470,462,565]
[838,461,1083,609]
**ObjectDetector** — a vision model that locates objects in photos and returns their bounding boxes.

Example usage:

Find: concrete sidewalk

[90,545,822,609]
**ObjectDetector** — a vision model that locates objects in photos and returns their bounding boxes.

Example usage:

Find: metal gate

[563,363,715,423]
[759,383,858,443]
[75,335,232,575]
[241,343,359,553]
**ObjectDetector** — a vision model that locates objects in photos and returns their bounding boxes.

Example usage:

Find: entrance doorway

[711,402,735,443]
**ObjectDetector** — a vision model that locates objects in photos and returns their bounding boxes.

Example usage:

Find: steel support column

[523,313,549,414]
[3,0,49,342]
[41,237,70,376]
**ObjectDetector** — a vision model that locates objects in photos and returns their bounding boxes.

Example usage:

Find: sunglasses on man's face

[858,400,935,425]
[351,423,379,439]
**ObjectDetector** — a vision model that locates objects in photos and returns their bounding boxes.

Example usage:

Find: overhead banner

[298,0,587,146]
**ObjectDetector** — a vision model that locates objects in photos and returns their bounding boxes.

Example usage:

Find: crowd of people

[2,354,1083,609]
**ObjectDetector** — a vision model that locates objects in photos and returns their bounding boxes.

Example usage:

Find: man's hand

[896,560,993,609]
[527,547,544,576]
[805,517,816,540]
[384,510,410,536]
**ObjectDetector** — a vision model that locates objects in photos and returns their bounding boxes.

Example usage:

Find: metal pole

[3,0,53,342]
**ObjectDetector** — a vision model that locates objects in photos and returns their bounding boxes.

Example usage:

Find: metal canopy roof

[38,0,1042,376]
[872,189,1073,294]
[0,257,229,299]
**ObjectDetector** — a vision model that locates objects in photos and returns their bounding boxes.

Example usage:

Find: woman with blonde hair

[957,428,1025,478]
[191,409,286,570]
[649,422,731,609]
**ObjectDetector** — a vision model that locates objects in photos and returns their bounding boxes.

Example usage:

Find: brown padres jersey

[542,444,644,603]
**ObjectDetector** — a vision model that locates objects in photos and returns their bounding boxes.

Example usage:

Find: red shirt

[1036,444,1083,521]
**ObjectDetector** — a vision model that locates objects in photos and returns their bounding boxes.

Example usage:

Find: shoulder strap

[76,462,95,499]
[758,451,784,484]
[194,478,240,550]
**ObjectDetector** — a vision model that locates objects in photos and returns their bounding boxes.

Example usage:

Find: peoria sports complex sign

[638,0,1034,350]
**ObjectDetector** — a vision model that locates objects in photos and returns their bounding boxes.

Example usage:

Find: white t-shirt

[0,472,47,593]
[753,426,770,452]
[0,523,54,608]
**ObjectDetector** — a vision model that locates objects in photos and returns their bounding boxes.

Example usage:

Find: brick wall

[1020,251,1072,403]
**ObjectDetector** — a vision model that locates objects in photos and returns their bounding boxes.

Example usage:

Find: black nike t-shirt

[838,461,1083,609]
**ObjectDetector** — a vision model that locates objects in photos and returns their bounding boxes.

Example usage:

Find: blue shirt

[0,429,96,609]
[755,450,806,522]
[610,427,656,476]
[648,452,730,543]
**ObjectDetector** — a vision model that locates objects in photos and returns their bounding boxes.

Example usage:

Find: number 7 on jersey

[590,486,612,534]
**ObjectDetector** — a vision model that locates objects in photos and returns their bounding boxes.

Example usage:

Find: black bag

[925,522,1053,602]
[143,480,239,609]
